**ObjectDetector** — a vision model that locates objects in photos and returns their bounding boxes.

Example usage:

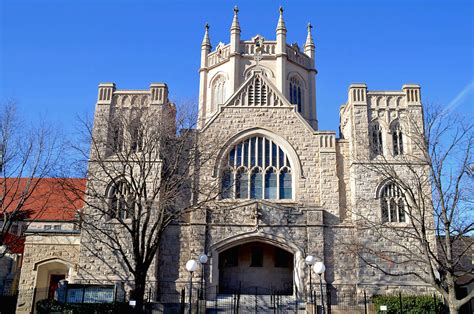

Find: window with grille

[221,136,293,200]
[247,77,268,106]
[379,182,406,223]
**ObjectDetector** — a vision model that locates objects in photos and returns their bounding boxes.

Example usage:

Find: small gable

[224,71,293,108]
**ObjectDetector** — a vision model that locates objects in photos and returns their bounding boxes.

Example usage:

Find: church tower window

[379,182,406,223]
[211,75,226,112]
[370,122,383,156]
[391,122,404,156]
[108,179,130,220]
[221,136,293,200]
[289,76,303,112]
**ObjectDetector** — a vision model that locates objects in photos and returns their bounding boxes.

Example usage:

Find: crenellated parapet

[96,83,169,108]
[205,40,312,71]
[340,83,424,161]
[286,44,312,69]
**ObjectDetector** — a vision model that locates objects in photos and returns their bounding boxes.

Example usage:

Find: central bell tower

[197,7,318,129]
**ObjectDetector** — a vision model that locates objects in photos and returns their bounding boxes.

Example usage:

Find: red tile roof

[1,178,86,221]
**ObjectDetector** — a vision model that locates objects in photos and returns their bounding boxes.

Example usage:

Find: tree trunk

[448,303,458,314]
[133,270,147,314]
[447,287,459,314]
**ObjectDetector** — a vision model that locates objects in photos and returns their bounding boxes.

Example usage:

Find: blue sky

[1,0,473,133]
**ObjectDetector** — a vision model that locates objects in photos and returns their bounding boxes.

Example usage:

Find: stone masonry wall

[16,234,80,314]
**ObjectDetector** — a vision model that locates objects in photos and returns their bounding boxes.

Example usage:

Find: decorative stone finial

[276,6,286,32]
[305,22,315,48]
[202,23,211,47]
[231,5,241,31]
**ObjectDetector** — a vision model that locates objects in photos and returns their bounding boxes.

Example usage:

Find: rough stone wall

[76,87,173,290]
[16,234,80,314]
[336,140,351,221]
[341,86,435,295]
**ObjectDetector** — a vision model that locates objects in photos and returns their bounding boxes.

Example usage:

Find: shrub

[372,294,447,314]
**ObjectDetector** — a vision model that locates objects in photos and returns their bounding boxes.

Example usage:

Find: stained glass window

[221,136,293,200]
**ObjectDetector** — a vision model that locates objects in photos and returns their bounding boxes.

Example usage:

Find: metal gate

[203,285,306,314]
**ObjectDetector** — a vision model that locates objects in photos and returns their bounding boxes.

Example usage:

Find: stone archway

[32,258,73,312]
[218,241,294,294]
[209,233,304,296]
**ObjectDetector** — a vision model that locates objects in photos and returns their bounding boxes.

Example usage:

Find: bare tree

[0,101,62,257]
[65,102,222,312]
[346,105,473,313]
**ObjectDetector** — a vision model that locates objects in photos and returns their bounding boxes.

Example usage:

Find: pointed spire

[276,6,286,32]
[202,23,211,48]
[231,5,240,32]
[305,23,314,47]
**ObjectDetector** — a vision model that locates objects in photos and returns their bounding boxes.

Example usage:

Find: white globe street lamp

[185,259,198,314]
[313,261,325,274]
[198,254,208,264]
[198,253,208,300]
[313,261,326,314]
[305,255,316,265]
[305,255,316,304]
[186,259,199,272]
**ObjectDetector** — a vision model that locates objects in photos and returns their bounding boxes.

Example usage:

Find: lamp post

[198,253,208,300]
[186,259,198,314]
[305,255,316,304]
[313,261,326,314]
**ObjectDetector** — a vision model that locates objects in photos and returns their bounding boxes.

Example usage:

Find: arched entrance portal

[218,241,294,295]
[32,259,72,312]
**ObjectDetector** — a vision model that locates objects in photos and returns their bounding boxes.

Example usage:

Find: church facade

[15,7,434,313]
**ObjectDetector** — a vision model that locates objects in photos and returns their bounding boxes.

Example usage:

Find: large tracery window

[370,122,383,156]
[289,77,303,113]
[379,182,406,223]
[221,136,293,200]
[391,122,404,156]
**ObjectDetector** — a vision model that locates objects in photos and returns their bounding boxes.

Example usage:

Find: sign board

[64,285,115,303]
[380,305,388,311]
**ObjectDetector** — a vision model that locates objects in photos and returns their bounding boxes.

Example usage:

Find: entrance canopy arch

[209,233,304,295]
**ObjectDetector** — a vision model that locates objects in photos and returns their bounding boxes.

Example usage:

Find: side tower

[75,83,175,292]
[338,83,433,295]
[198,7,318,129]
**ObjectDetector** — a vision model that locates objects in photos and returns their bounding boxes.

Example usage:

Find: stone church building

[14,7,434,313]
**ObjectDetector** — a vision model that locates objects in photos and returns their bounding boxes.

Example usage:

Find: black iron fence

[3,282,450,314]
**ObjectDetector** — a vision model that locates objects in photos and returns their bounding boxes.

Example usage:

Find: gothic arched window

[130,119,143,153]
[391,122,403,156]
[212,75,226,112]
[221,136,293,200]
[108,180,131,220]
[289,76,303,113]
[370,122,383,156]
[111,122,124,153]
[379,182,406,223]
